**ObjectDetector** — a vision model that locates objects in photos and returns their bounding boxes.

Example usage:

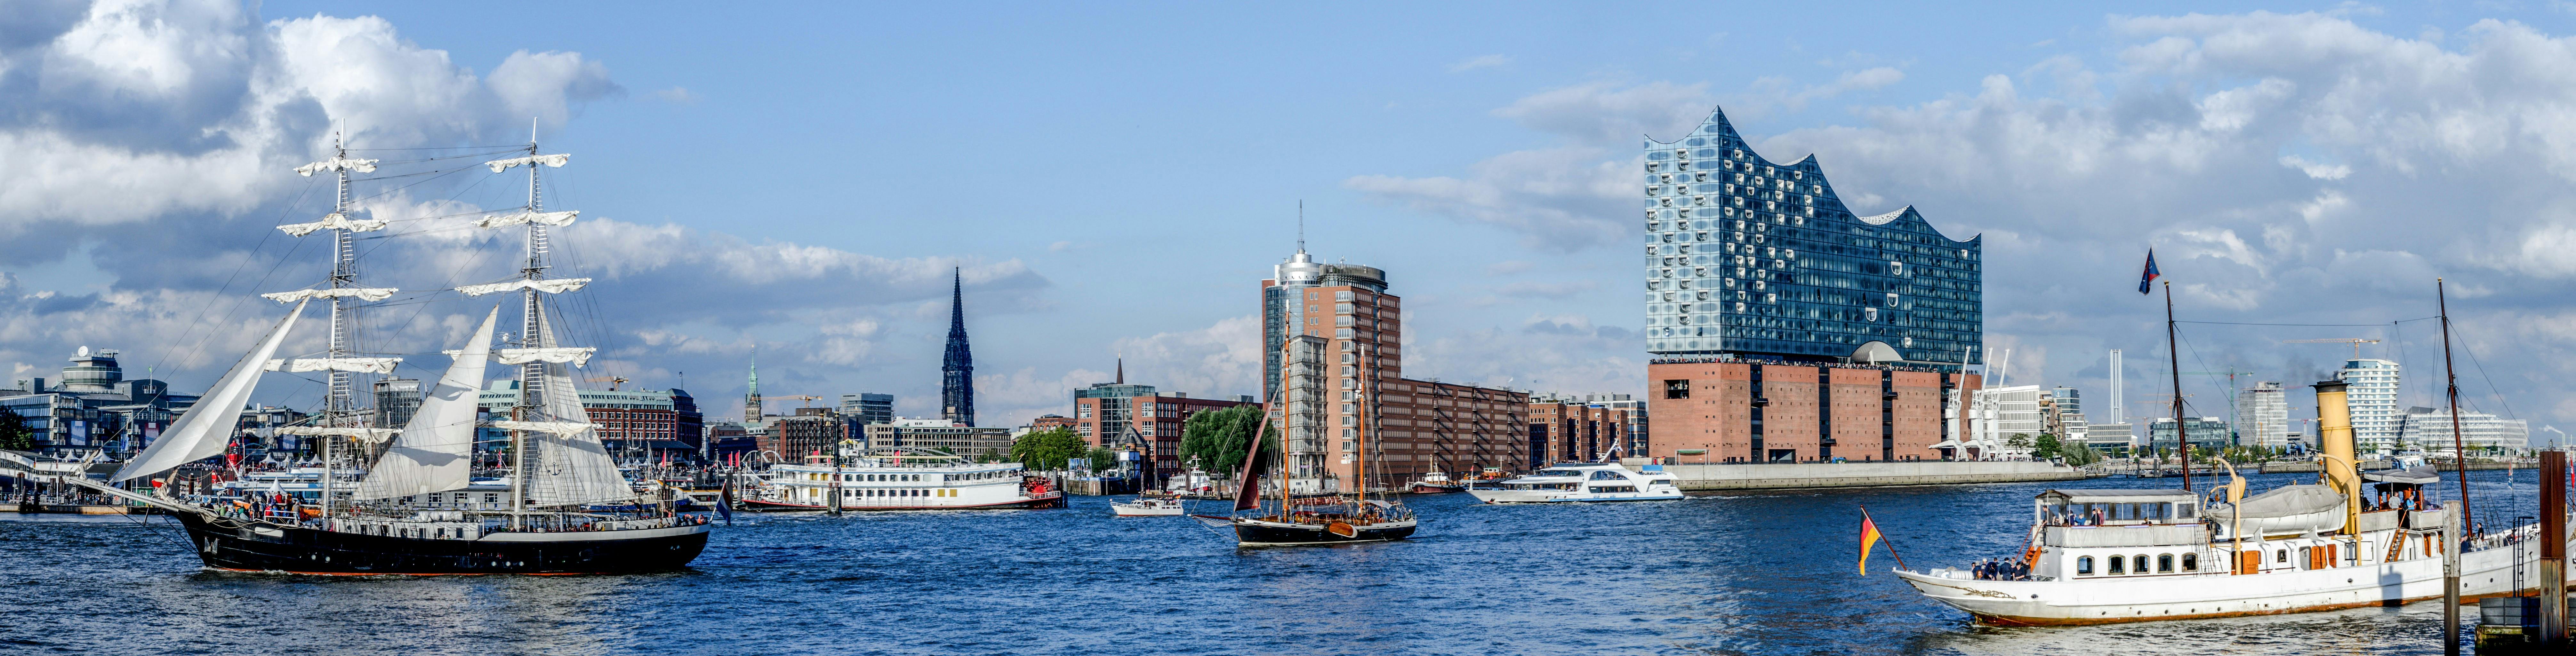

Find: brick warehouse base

[1663,460,2083,491]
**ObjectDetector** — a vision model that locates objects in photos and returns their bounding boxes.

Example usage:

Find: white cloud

[652,85,699,104]
[1448,54,1510,73]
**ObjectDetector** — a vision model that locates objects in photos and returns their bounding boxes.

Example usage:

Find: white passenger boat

[1465,462,1683,504]
[1894,379,2570,626]
[740,448,1065,511]
[1110,493,1185,517]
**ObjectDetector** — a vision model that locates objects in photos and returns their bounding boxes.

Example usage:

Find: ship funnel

[2312,379,2361,535]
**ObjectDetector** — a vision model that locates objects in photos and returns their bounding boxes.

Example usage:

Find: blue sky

[8,1,2576,444]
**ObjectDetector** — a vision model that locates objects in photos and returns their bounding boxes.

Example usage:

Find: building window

[1664,380,1690,400]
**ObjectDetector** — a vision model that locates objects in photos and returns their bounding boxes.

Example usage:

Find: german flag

[1859,511,1885,575]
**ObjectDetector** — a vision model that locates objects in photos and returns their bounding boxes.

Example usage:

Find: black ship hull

[1230,517,1416,546]
[171,512,710,575]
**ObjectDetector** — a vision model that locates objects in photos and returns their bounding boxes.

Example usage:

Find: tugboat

[1194,336,1415,546]
[71,135,710,574]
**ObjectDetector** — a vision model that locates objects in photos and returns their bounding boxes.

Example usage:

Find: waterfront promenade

[1664,460,2085,491]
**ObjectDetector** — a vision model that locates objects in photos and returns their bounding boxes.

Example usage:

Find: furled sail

[295,157,378,176]
[112,301,309,483]
[520,307,634,506]
[277,212,389,236]
[497,347,595,367]
[262,287,398,303]
[488,420,595,436]
[264,357,402,374]
[455,278,590,297]
[355,308,498,500]
[484,153,569,172]
[471,210,578,229]
[274,427,400,444]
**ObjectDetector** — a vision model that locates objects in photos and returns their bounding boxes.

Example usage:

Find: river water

[2,469,2547,655]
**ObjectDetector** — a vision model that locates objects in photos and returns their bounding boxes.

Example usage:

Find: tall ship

[1196,335,1416,546]
[72,133,710,574]
[737,447,1063,511]
[1897,283,2569,624]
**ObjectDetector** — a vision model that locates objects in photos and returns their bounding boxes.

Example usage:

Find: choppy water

[2,469,2547,655]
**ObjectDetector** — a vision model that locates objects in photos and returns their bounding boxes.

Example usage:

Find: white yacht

[1465,462,1683,504]
[740,448,1065,511]
[1110,493,1186,516]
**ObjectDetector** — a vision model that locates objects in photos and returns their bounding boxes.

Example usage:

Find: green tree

[1008,428,1089,471]
[2031,433,2061,460]
[1179,404,1276,475]
[1084,446,1116,473]
[0,405,33,452]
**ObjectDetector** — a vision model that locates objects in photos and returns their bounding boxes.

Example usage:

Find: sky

[6,1,2576,445]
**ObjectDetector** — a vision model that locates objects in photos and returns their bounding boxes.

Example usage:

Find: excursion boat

[737,448,1064,511]
[1406,470,1464,494]
[1894,376,2567,625]
[1464,461,1683,504]
[70,136,712,574]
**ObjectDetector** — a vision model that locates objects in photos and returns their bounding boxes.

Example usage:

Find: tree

[1179,404,1275,475]
[1084,446,1115,473]
[0,405,33,452]
[2006,433,2034,451]
[1009,428,1089,471]
[2031,433,2061,460]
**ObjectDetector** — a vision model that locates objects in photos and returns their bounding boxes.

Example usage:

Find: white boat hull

[1466,488,1684,504]
[1110,500,1184,516]
[1895,537,2568,626]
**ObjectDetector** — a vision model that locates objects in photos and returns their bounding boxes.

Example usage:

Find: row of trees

[1000,404,1279,476]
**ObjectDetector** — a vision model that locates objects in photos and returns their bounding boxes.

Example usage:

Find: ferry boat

[738,448,1064,511]
[1465,462,1683,504]
[69,137,712,574]
[1894,377,2568,625]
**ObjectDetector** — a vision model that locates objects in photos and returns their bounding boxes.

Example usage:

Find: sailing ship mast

[2436,279,2473,523]
[2164,281,2188,492]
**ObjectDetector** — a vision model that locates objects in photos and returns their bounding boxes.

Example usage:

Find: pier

[1662,460,2085,491]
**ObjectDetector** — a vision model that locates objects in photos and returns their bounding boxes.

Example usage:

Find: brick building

[1069,376,1259,476]
[1265,248,1530,492]
[1648,362,1977,463]
[758,407,856,460]
[1528,395,1640,467]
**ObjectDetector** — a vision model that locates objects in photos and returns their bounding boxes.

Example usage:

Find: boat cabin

[2037,488,2199,527]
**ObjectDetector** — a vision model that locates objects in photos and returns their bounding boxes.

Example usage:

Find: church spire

[941,268,975,426]
[743,347,761,421]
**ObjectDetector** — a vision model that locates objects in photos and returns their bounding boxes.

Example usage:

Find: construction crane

[585,376,630,390]
[2283,338,2382,360]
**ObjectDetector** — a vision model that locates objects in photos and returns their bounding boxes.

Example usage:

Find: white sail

[521,306,634,506]
[483,153,569,172]
[355,308,498,500]
[455,278,589,297]
[488,420,595,436]
[295,157,378,176]
[276,212,388,236]
[262,287,398,303]
[274,427,400,444]
[112,300,309,482]
[471,210,578,229]
[264,357,402,374]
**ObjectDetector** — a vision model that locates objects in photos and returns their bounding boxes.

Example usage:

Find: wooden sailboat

[1194,335,1415,545]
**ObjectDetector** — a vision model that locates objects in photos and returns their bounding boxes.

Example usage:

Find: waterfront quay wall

[1666,461,2083,491]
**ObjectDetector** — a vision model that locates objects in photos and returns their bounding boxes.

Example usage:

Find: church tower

[940,269,975,426]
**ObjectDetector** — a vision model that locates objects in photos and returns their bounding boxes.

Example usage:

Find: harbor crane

[2283,338,2381,360]
[585,376,630,390]
[750,394,826,409]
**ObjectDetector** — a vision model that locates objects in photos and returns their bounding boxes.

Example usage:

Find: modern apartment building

[1641,106,1984,464]
[839,392,894,425]
[863,418,1013,460]
[2236,381,2291,447]
[1262,249,1531,491]
[2396,407,2529,455]
[2335,359,2403,452]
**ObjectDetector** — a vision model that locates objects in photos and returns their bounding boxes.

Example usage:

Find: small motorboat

[1407,470,1465,494]
[1111,493,1186,516]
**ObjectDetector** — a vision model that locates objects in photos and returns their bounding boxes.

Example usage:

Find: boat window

[2107,556,2125,575]
[2277,549,2289,563]
[2180,554,2198,571]
[2175,503,2195,520]
[2157,554,2174,573]
[2076,556,2094,575]
[1589,471,1627,480]
[1537,469,1580,476]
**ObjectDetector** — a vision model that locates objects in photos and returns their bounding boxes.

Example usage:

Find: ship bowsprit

[172,512,711,575]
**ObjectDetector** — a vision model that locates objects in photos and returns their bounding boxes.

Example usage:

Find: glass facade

[1643,108,1981,366]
